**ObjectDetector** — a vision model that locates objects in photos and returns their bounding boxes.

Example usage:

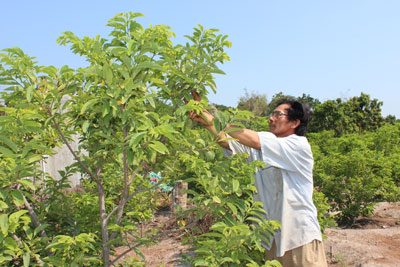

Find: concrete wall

[43,134,85,187]
[41,95,85,187]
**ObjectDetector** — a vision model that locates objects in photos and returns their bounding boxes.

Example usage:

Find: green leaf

[220,257,234,264]
[0,214,8,235]
[18,180,35,191]
[194,260,210,266]
[103,64,113,84]
[0,116,13,124]
[11,190,24,207]
[201,232,224,238]
[212,196,221,204]
[80,98,99,114]
[149,141,169,154]
[4,237,17,250]
[44,256,65,266]
[248,218,267,232]
[0,201,9,211]
[147,95,155,108]
[213,118,221,134]
[211,67,226,75]
[0,147,14,157]
[82,120,90,133]
[27,154,42,164]
[34,224,49,236]
[136,62,164,71]
[23,253,30,267]
[26,71,37,83]
[9,210,28,224]
[232,180,239,192]
[0,135,18,153]
[225,127,242,135]
[195,247,212,254]
[128,132,147,148]
[227,202,238,215]
[24,226,33,240]
[26,85,34,102]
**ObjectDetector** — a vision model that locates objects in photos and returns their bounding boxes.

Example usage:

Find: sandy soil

[115,202,400,267]
[324,202,400,267]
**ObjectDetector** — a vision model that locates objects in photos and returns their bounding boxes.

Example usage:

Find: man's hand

[184,91,214,127]
[184,90,231,149]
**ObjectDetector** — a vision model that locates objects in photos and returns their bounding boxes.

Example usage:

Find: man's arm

[187,92,260,150]
[225,125,261,150]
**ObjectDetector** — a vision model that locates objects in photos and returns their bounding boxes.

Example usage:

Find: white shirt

[225,132,322,257]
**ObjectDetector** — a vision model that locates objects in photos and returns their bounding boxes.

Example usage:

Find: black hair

[276,99,311,136]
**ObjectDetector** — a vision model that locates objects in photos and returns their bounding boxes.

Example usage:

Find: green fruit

[205,150,215,161]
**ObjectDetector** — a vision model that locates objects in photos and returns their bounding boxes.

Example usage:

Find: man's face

[268,104,298,137]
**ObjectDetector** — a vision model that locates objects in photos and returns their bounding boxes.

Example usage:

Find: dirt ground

[115,202,400,267]
[324,202,400,267]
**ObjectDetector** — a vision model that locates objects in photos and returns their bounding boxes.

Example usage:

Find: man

[187,92,327,267]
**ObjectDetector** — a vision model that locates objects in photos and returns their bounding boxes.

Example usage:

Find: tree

[308,98,350,135]
[263,92,294,117]
[297,93,321,111]
[309,93,384,135]
[0,12,280,267]
[237,89,269,117]
[384,114,398,124]
[345,93,384,132]
[211,103,233,112]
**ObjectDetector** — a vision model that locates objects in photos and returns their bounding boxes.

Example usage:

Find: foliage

[312,190,337,235]
[0,102,101,265]
[161,24,231,102]
[297,93,321,111]
[0,11,279,267]
[237,89,269,117]
[211,103,233,112]
[309,93,384,135]
[246,116,269,132]
[263,92,296,117]
[44,233,100,266]
[384,114,398,124]
[309,124,400,224]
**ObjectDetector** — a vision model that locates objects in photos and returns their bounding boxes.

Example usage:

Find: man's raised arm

[186,91,260,150]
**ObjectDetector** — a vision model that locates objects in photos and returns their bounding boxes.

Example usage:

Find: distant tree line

[216,89,398,136]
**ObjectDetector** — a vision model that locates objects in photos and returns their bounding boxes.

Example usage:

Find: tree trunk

[98,183,110,267]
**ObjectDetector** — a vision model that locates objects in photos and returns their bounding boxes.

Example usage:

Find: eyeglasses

[269,111,289,118]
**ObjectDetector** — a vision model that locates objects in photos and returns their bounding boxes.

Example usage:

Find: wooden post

[171,180,188,213]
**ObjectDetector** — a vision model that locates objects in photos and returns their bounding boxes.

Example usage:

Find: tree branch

[19,188,47,238]
[46,106,102,186]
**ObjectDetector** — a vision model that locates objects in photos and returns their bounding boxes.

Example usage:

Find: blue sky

[1,1,399,117]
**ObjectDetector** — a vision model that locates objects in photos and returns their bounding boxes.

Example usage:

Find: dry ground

[115,202,400,267]
[324,202,400,267]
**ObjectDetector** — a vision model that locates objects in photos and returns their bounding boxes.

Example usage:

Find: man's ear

[291,119,301,129]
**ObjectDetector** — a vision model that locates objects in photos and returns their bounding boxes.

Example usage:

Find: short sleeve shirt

[225,132,322,257]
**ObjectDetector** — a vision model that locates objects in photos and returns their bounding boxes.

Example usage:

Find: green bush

[309,125,400,225]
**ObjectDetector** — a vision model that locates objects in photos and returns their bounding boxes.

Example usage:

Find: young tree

[1,12,279,266]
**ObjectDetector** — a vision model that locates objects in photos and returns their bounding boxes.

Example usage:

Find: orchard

[0,12,399,267]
